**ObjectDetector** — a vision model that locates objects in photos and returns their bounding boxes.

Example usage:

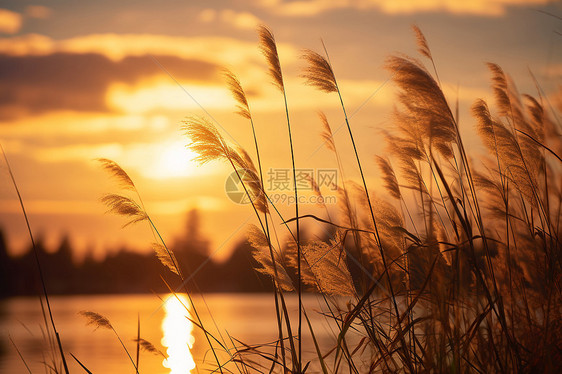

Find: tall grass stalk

[258,25,303,371]
[303,43,414,370]
[98,159,226,372]
[79,311,139,373]
[1,144,70,374]
[223,68,292,370]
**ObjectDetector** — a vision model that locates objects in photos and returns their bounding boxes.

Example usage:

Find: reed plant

[177,25,562,373]
[11,23,559,374]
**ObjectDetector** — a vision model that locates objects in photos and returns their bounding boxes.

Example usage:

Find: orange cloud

[106,80,235,114]
[25,5,52,19]
[198,8,217,22]
[0,32,299,118]
[0,112,169,137]
[220,9,261,30]
[0,9,22,34]
[199,9,261,30]
[259,0,551,17]
[0,33,297,65]
[0,53,217,118]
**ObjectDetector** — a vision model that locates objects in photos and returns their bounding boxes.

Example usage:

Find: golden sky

[0,0,560,260]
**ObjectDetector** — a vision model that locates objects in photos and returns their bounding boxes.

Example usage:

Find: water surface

[1,293,347,373]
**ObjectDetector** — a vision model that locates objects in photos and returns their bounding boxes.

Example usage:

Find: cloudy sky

[0,0,560,260]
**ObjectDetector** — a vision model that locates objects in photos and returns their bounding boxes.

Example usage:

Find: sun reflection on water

[161,294,196,373]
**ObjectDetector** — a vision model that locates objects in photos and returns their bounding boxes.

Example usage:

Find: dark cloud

[0,52,219,119]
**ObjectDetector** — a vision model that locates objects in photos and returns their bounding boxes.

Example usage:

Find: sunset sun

[149,140,199,180]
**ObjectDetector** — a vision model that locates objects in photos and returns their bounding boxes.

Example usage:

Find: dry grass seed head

[101,194,147,227]
[247,224,269,248]
[300,239,355,296]
[523,94,545,142]
[79,311,113,330]
[473,99,500,157]
[97,158,136,190]
[258,25,284,91]
[318,111,336,153]
[223,68,251,119]
[247,224,293,290]
[133,338,166,357]
[473,99,538,202]
[387,55,456,158]
[285,241,316,290]
[336,186,357,229]
[373,196,405,260]
[387,148,428,195]
[376,156,401,200]
[184,117,268,212]
[301,49,337,93]
[487,62,511,117]
[233,154,268,214]
[182,116,229,165]
[252,245,294,291]
[385,131,425,161]
[412,25,432,60]
[153,243,179,276]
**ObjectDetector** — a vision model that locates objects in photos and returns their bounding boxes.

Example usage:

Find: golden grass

[19,24,561,373]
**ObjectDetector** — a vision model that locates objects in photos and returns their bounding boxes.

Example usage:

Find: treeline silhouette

[0,210,274,298]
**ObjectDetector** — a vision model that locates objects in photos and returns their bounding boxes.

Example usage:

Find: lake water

[0,293,353,373]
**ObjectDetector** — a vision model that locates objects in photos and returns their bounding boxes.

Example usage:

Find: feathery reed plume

[223,69,273,215]
[301,49,337,93]
[183,116,231,165]
[183,116,269,213]
[133,338,166,357]
[284,230,356,295]
[79,311,138,372]
[473,99,503,159]
[258,25,303,368]
[101,194,148,227]
[97,158,136,190]
[395,151,429,195]
[183,117,249,169]
[248,225,294,291]
[246,223,269,248]
[301,238,355,296]
[487,62,511,117]
[412,25,442,87]
[318,111,336,153]
[412,25,432,60]
[98,160,184,276]
[223,68,251,119]
[98,156,223,372]
[386,55,456,159]
[305,173,322,199]
[376,156,401,200]
[153,243,179,276]
[368,196,411,288]
[258,25,284,91]
[222,66,292,370]
[473,98,537,201]
[523,94,545,141]
[236,147,268,213]
[384,130,425,161]
[302,45,412,365]
[79,311,112,330]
